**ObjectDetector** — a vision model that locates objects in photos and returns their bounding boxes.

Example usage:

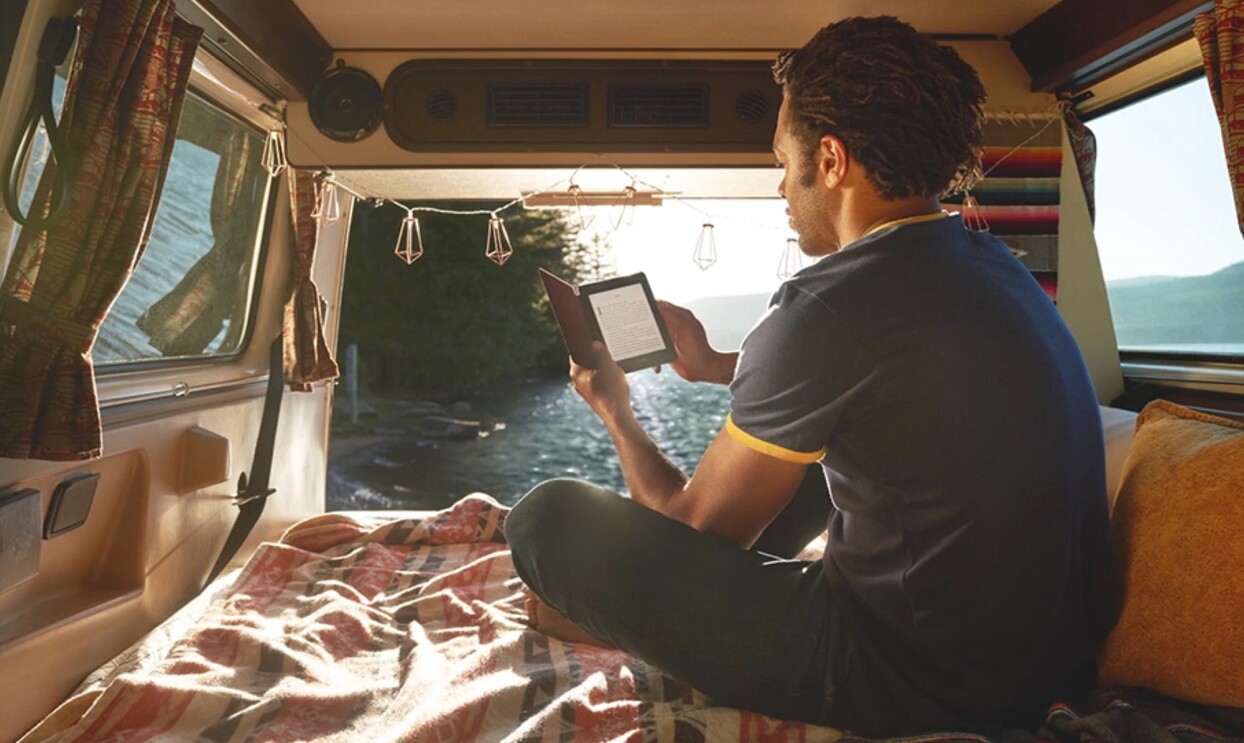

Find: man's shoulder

[756,280,843,334]
[738,278,871,376]
[780,245,905,315]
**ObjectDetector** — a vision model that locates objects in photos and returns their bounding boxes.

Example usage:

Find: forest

[338,202,602,393]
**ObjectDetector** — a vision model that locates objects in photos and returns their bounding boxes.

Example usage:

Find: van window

[1092,77,1244,357]
[5,81,269,365]
[93,92,269,364]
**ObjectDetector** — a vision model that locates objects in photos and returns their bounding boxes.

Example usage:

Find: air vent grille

[487,84,589,127]
[608,85,709,128]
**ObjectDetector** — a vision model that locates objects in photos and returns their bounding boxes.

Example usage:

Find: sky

[592,197,796,304]
[1091,77,1244,282]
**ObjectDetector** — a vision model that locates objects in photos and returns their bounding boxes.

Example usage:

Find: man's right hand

[656,301,738,385]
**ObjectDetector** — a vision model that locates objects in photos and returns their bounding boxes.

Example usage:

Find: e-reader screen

[580,274,676,372]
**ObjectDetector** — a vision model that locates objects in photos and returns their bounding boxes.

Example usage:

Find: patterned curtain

[943,113,1063,301]
[0,205,16,270]
[1195,0,1244,236]
[1063,107,1097,225]
[284,170,340,392]
[0,0,201,460]
[136,129,261,355]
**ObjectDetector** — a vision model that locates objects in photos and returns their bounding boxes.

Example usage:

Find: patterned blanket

[18,495,1242,743]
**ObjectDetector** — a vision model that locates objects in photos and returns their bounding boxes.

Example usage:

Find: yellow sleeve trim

[725,414,825,464]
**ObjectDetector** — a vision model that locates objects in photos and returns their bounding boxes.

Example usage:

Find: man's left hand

[570,342,632,423]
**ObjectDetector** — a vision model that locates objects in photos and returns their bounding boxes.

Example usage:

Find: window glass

[93,93,269,363]
[1092,78,1244,356]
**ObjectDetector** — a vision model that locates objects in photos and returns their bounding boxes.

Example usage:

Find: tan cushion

[1097,400,1244,706]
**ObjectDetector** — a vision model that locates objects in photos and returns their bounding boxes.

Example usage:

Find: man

[506,16,1114,738]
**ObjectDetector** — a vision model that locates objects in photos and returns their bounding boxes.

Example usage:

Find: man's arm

[573,343,808,547]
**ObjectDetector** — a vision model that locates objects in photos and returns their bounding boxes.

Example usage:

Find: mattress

[17,492,1240,743]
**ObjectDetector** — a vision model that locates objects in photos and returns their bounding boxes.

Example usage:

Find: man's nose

[777,176,786,199]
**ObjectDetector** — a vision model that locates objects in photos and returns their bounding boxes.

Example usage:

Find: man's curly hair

[773,16,986,200]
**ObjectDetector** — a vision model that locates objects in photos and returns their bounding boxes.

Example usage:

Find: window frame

[93,86,276,374]
[1083,68,1244,379]
[91,51,287,411]
[3,45,283,402]
[1080,67,1204,124]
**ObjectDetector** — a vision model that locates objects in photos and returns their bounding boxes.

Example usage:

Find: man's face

[774,97,839,256]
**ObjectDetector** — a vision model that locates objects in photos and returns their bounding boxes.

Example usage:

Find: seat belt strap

[205,334,284,587]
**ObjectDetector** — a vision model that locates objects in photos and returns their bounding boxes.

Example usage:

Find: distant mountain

[1106,260,1244,348]
[686,292,771,350]
[1105,275,1181,289]
[684,260,1244,354]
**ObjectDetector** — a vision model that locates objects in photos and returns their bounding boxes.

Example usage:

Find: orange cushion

[1097,400,1244,706]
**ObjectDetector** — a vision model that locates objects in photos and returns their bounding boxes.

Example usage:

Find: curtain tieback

[0,296,97,352]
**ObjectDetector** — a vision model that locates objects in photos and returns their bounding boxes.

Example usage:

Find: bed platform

[18,494,1244,743]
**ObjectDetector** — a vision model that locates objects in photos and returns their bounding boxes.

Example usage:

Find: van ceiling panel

[383,60,777,153]
[293,0,1062,50]
[283,41,1055,170]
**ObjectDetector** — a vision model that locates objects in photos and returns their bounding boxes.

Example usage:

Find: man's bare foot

[524,592,613,648]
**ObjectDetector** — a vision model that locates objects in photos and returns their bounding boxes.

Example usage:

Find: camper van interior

[2,0,1243,740]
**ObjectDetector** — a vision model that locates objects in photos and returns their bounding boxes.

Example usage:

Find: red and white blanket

[21,495,851,743]
[22,495,1238,743]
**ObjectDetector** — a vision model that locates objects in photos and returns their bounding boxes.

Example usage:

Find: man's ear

[818,134,848,189]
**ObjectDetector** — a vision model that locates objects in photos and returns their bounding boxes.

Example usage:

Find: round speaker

[310,64,384,142]
[735,91,771,123]
[425,90,458,121]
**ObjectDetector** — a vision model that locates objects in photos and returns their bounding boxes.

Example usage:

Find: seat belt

[205,334,284,586]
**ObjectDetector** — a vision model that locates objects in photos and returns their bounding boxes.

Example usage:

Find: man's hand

[570,342,632,423]
[655,301,738,385]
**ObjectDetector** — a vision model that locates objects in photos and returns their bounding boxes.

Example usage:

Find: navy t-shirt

[728,214,1114,736]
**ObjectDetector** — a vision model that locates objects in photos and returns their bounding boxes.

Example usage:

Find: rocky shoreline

[327,394,505,509]
[334,396,506,441]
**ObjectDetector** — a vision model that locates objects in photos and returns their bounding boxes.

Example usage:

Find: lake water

[328,371,732,511]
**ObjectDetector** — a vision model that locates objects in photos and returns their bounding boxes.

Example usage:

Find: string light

[485,213,514,266]
[395,207,424,265]
[299,159,788,271]
[282,106,1062,273]
[612,182,637,230]
[261,129,287,177]
[777,237,803,280]
[693,223,717,270]
[312,174,341,225]
[961,194,990,232]
[566,183,595,231]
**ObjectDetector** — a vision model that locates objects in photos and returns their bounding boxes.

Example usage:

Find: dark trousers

[505,466,845,725]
